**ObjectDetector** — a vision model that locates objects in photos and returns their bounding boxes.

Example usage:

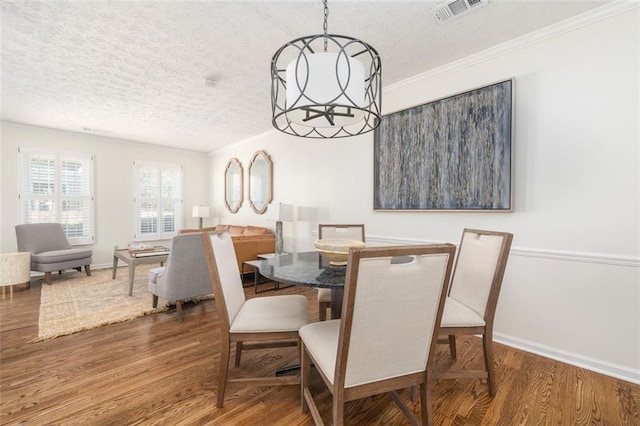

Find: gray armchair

[15,223,93,285]
[148,232,213,321]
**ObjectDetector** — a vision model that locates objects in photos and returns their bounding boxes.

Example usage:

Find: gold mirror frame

[248,150,273,215]
[224,158,243,214]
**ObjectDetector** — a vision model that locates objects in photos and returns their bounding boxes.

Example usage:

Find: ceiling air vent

[431,0,488,23]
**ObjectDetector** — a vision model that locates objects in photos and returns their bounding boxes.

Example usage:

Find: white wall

[209,6,639,383]
[1,122,210,266]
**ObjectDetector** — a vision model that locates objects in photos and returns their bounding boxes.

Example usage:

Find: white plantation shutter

[18,147,94,245]
[133,161,182,241]
[60,154,94,241]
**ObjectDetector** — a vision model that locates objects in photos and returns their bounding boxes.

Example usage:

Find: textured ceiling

[1,0,613,153]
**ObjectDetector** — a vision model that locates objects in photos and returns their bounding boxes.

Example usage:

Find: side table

[113,248,169,296]
[0,252,31,295]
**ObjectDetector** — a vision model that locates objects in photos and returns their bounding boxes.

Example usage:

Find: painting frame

[373,79,514,212]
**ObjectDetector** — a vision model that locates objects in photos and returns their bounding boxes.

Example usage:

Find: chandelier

[271,0,382,138]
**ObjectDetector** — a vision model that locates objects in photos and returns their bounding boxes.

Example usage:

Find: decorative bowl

[314,238,366,266]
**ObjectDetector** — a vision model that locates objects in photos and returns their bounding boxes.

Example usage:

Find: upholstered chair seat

[31,248,93,267]
[298,319,340,382]
[229,295,308,333]
[317,288,331,303]
[441,297,486,327]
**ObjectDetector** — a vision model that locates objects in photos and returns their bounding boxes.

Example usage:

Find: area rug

[34,265,170,341]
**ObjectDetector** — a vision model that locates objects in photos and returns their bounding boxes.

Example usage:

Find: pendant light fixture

[271,0,382,138]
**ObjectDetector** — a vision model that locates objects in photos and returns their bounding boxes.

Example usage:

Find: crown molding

[386,1,639,92]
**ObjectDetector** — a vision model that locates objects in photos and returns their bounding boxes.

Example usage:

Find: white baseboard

[494,332,640,385]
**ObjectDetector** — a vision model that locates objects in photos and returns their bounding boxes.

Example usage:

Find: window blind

[133,161,183,241]
[18,147,95,245]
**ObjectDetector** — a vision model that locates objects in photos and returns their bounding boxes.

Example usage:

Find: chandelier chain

[323,0,328,52]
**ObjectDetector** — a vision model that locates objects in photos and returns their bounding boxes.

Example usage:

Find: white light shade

[267,203,293,222]
[192,206,210,218]
[285,52,365,127]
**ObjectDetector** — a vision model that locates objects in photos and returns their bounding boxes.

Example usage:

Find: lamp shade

[267,203,293,222]
[285,52,365,128]
[192,206,210,218]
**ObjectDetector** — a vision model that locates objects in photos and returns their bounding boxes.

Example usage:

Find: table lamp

[192,206,210,229]
[267,203,293,254]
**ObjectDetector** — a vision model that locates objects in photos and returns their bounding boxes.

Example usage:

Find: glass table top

[258,251,347,289]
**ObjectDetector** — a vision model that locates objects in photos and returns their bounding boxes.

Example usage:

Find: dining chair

[316,224,365,321]
[300,243,456,426]
[436,228,513,396]
[201,230,310,408]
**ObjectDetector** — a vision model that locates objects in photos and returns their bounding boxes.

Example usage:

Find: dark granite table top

[257,251,346,289]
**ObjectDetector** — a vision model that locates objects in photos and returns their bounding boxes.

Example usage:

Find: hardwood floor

[1,270,638,425]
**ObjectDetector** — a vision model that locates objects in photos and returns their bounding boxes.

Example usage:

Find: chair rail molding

[335,234,640,268]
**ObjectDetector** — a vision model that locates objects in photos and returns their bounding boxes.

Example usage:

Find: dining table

[258,251,347,319]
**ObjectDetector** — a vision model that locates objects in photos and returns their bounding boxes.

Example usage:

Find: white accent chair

[201,230,309,408]
[300,244,456,426]
[316,224,365,321]
[436,228,513,396]
[148,232,213,322]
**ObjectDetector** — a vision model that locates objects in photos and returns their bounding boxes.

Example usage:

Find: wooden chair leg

[176,300,183,322]
[332,392,345,426]
[301,342,310,413]
[422,378,434,426]
[84,264,91,276]
[448,335,457,359]
[234,342,243,367]
[44,272,52,285]
[152,295,159,308]
[318,301,329,321]
[217,338,231,408]
[483,333,496,396]
[410,385,417,401]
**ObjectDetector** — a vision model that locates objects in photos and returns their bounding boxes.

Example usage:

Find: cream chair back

[339,244,455,388]
[448,230,512,319]
[205,230,246,325]
[318,224,365,242]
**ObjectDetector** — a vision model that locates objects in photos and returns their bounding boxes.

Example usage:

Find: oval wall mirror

[224,158,243,214]
[248,150,273,214]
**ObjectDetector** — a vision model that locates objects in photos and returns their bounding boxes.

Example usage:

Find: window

[18,147,94,245]
[133,161,183,241]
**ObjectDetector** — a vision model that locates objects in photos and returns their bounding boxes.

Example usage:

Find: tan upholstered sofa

[179,225,275,273]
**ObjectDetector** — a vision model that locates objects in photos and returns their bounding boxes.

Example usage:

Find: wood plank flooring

[1,269,638,425]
